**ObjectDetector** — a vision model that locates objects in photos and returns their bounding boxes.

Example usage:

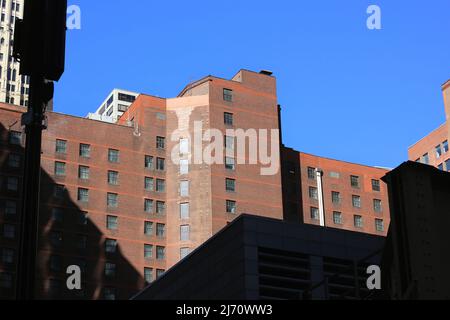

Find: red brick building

[0,69,390,300]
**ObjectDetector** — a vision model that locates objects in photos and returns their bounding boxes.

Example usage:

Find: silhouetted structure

[381,161,450,300]
[133,215,384,300]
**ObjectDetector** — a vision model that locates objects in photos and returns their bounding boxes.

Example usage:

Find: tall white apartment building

[87,89,138,123]
[0,0,29,107]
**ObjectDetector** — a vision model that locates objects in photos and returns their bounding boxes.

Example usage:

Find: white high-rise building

[0,0,29,107]
[87,89,138,123]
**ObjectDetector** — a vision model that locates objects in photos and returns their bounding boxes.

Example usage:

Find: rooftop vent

[260,70,273,76]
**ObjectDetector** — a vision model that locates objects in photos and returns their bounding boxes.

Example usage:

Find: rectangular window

[76,235,88,250]
[226,200,237,214]
[225,136,235,150]
[180,225,190,241]
[50,255,62,272]
[446,159,450,172]
[223,89,233,102]
[108,149,119,163]
[105,239,117,253]
[307,167,316,180]
[156,223,165,238]
[144,177,154,191]
[54,162,66,176]
[107,193,119,208]
[55,139,67,154]
[0,273,12,289]
[373,199,382,213]
[224,112,234,126]
[50,231,63,247]
[225,157,236,171]
[180,203,190,219]
[106,216,118,230]
[310,207,319,220]
[145,155,154,170]
[438,163,444,171]
[309,187,318,200]
[105,263,116,277]
[3,225,15,239]
[54,184,65,199]
[156,158,165,171]
[180,181,189,197]
[180,248,190,260]
[144,199,154,213]
[144,244,153,259]
[443,140,449,153]
[423,153,429,164]
[372,179,381,192]
[79,166,90,180]
[108,171,119,185]
[78,211,88,225]
[78,188,89,202]
[156,269,165,279]
[156,179,165,192]
[436,145,443,158]
[144,221,153,236]
[180,159,189,175]
[156,136,166,150]
[103,287,116,300]
[156,246,165,260]
[7,154,20,168]
[352,195,361,208]
[179,138,189,154]
[144,268,153,284]
[79,144,90,158]
[5,201,17,215]
[51,208,63,223]
[7,177,18,191]
[331,191,341,204]
[350,175,360,188]
[156,201,165,215]
[375,219,384,232]
[226,178,236,192]
[333,212,343,225]
[9,131,22,145]
[1,248,14,264]
[354,215,363,228]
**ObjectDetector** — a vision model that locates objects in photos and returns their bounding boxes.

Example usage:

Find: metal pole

[16,75,46,300]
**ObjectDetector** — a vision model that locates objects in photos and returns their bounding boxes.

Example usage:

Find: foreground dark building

[133,215,384,300]
[382,161,450,300]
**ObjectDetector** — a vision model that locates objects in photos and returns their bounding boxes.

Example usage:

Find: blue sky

[55,0,450,168]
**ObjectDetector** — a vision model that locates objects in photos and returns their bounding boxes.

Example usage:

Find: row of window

[307,167,381,191]
[309,208,385,232]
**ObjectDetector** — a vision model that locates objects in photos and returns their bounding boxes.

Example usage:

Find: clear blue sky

[55,0,450,168]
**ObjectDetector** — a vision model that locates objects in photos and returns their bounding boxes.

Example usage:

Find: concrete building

[408,80,450,169]
[87,89,139,123]
[282,147,390,236]
[0,0,30,107]
[133,214,384,300]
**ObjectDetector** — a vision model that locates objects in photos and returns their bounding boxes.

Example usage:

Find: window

[156,201,166,215]
[54,162,66,176]
[333,212,343,225]
[329,171,340,179]
[5,201,16,215]
[307,167,316,180]
[156,269,165,279]
[446,159,450,172]
[180,159,189,175]
[144,244,153,259]
[78,211,88,225]
[79,144,90,158]
[144,221,153,236]
[226,200,237,214]
[3,225,15,239]
[309,187,318,200]
[0,273,13,289]
[51,208,63,223]
[226,178,236,192]
[156,136,165,150]
[108,149,119,163]
[103,287,116,300]
[78,188,89,202]
[144,177,154,191]
[310,207,319,220]
[7,177,18,191]
[156,246,165,260]
[375,219,384,232]
[8,154,20,168]
[79,166,90,180]
[444,140,449,153]
[144,268,153,284]
[354,215,363,228]
[50,255,62,272]
[331,191,341,204]
[144,199,154,213]
[436,145,443,158]
[118,93,136,103]
[108,171,119,185]
[50,231,63,247]
[107,193,118,208]
[225,157,236,171]
[156,179,165,192]
[106,216,118,230]
[48,279,61,295]
[350,175,360,188]
[223,89,233,102]
[180,225,190,241]
[373,199,382,213]
[180,248,190,260]
[156,224,165,238]
[180,203,190,219]
[54,184,65,199]
[55,139,67,154]
[2,248,14,264]
[156,158,165,171]
[105,262,116,277]
[145,155,154,170]
[423,153,429,165]
[372,179,380,192]
[180,181,189,197]
[9,131,22,145]
[438,163,444,171]
[76,235,88,250]
[224,112,234,126]
[179,138,189,155]
[352,195,361,208]
[225,136,235,150]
